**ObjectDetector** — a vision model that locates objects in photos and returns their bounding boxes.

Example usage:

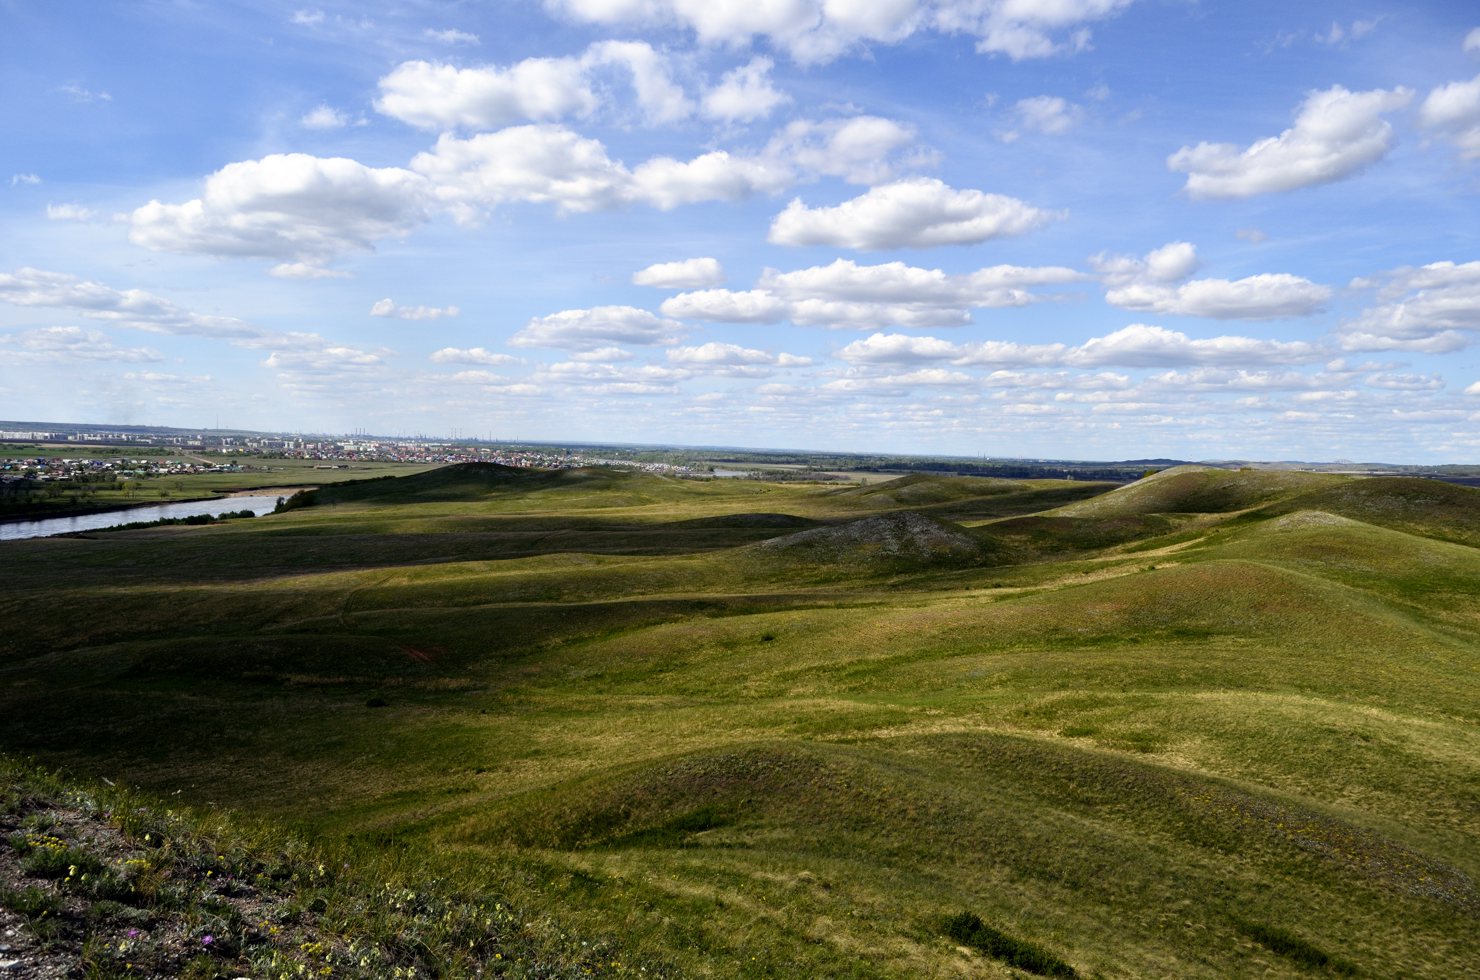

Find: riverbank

[0,495,223,526]
[0,486,317,526]
[0,495,286,542]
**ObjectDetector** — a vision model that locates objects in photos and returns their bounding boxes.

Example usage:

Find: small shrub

[113,807,171,845]
[275,489,317,512]
[21,839,106,880]
[945,911,1078,978]
[21,811,57,832]
[0,883,63,919]
[80,868,136,902]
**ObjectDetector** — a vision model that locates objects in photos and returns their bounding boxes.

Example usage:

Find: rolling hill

[1,466,1477,977]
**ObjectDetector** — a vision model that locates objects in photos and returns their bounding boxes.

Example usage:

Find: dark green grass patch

[601,804,734,849]
[944,911,1077,977]
[980,512,1178,559]
[1234,919,1358,975]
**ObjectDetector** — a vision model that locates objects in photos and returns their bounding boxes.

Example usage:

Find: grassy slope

[1,465,1477,977]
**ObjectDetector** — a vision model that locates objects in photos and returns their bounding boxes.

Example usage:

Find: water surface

[0,495,284,542]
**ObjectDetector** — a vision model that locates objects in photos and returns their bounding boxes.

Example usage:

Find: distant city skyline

[4,2,1480,462]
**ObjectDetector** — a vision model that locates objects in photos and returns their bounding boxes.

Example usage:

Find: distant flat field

[2,464,1478,978]
[713,462,908,483]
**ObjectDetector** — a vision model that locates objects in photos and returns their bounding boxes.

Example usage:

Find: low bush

[0,883,62,919]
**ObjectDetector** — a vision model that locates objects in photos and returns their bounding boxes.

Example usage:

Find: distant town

[4,421,1479,488]
[0,423,711,488]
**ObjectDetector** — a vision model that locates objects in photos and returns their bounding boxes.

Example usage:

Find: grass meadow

[1,464,1477,977]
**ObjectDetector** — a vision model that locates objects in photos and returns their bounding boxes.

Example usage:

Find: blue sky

[4,0,1480,461]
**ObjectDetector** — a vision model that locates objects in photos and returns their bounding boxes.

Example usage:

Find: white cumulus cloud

[703,57,790,122]
[767,116,920,184]
[1070,324,1322,366]
[836,332,962,363]
[1340,260,1480,352]
[1168,85,1413,198]
[934,0,1133,60]
[425,28,480,45]
[538,360,691,393]
[370,298,460,320]
[134,108,920,270]
[1107,274,1331,320]
[128,154,430,268]
[377,58,598,130]
[300,104,352,129]
[568,346,633,362]
[999,95,1082,141]
[633,257,725,288]
[0,326,163,363]
[45,203,98,221]
[663,258,1082,329]
[375,41,689,131]
[510,305,684,350]
[544,0,1132,64]
[0,267,258,339]
[1095,242,1327,319]
[412,125,789,219]
[429,347,516,365]
[587,39,693,124]
[411,125,629,216]
[769,177,1058,249]
[262,343,390,396]
[1093,242,1195,287]
[763,258,1082,304]
[268,262,353,280]
[1419,74,1480,160]
[836,325,1321,370]
[661,289,788,323]
[667,342,811,374]
[630,151,791,209]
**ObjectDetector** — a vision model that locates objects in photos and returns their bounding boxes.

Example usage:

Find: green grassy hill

[1,466,1477,977]
[1053,464,1342,517]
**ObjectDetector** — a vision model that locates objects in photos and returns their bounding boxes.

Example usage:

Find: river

[0,494,287,542]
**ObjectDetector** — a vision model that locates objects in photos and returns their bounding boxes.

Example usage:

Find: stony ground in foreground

[0,762,655,979]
